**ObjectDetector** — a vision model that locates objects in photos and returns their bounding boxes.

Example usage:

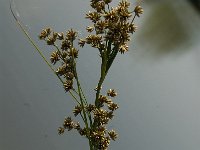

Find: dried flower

[78,39,86,47]
[68,47,79,58]
[63,80,73,92]
[46,36,56,45]
[108,130,118,141]
[95,20,107,34]
[104,8,119,22]
[107,89,117,97]
[73,122,81,130]
[63,117,74,131]
[66,29,77,41]
[57,32,64,40]
[119,43,129,54]
[61,51,68,59]
[86,26,94,33]
[108,102,119,111]
[79,127,87,136]
[58,127,65,135]
[86,11,101,23]
[73,105,82,116]
[97,1,106,12]
[93,108,110,125]
[61,40,71,50]
[56,64,67,76]
[107,111,114,119]
[52,32,58,39]
[50,51,60,64]
[39,28,51,39]
[65,72,74,80]
[98,95,108,104]
[86,34,102,48]
[128,23,137,33]
[118,8,132,21]
[134,5,143,17]
[119,0,130,8]
[87,104,96,112]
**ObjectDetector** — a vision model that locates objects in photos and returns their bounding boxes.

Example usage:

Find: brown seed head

[57,32,64,40]
[94,1,105,12]
[39,28,51,39]
[128,24,137,33]
[134,5,143,17]
[107,89,117,97]
[63,80,73,92]
[86,104,96,112]
[119,43,129,54]
[78,39,86,47]
[63,117,74,131]
[108,102,119,111]
[66,29,77,41]
[73,105,82,117]
[86,26,94,33]
[86,11,101,23]
[58,127,65,135]
[46,36,56,45]
[98,95,108,103]
[68,47,79,58]
[118,0,130,8]
[65,72,74,80]
[50,51,60,64]
[95,20,108,34]
[61,40,71,50]
[73,122,81,130]
[108,130,118,141]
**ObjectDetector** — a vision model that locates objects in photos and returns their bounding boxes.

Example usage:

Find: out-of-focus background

[1,0,200,149]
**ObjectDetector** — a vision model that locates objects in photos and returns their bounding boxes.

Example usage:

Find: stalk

[95,49,107,107]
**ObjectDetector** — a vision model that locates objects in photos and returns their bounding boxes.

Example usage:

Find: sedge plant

[11,0,143,149]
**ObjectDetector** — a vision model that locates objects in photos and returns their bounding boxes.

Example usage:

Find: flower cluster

[38,0,143,150]
[39,28,79,92]
[79,0,143,54]
[58,89,119,150]
[58,117,80,134]
[88,89,119,150]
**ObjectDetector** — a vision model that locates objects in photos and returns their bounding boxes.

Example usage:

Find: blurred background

[1,0,200,149]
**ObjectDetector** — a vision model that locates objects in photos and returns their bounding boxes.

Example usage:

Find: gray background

[1,0,200,149]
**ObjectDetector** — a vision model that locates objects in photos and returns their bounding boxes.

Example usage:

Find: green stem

[70,49,94,149]
[70,45,91,138]
[93,45,119,131]
[95,49,107,107]
[106,45,119,74]
[130,13,137,24]
[89,139,93,150]
[79,86,93,127]
[69,91,81,105]
[76,76,88,125]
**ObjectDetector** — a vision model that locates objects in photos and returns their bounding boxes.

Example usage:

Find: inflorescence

[38,0,143,149]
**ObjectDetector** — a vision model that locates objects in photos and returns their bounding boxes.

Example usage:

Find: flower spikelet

[108,130,118,141]
[50,51,60,64]
[108,102,119,111]
[66,29,77,41]
[107,89,117,97]
[63,117,74,131]
[134,5,143,17]
[73,105,82,117]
